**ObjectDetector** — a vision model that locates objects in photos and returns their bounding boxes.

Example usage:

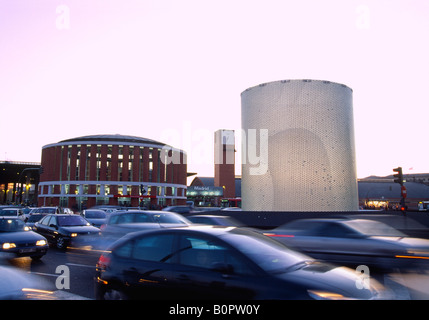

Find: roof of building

[190,176,429,200]
[59,134,166,146]
[358,181,429,199]
[241,79,353,96]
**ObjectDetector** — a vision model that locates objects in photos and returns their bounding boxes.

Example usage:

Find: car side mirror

[49,224,58,229]
[211,262,234,275]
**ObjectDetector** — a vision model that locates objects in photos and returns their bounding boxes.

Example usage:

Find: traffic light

[393,167,403,186]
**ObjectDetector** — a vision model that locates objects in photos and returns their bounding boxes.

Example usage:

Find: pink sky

[1,0,429,180]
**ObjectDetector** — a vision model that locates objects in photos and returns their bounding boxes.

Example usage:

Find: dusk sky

[1,0,428,180]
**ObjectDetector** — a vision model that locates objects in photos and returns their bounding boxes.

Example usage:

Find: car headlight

[70,233,78,237]
[308,290,355,300]
[36,240,47,246]
[2,243,16,250]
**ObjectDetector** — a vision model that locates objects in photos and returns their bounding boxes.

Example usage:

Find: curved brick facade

[38,134,187,210]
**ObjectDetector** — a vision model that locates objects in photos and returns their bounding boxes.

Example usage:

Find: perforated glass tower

[241,79,359,211]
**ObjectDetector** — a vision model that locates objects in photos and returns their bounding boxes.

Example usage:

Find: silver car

[100,210,192,239]
[263,218,429,270]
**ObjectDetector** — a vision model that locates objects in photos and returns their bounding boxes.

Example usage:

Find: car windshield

[0,219,26,232]
[222,229,310,273]
[343,219,406,237]
[39,208,56,214]
[57,215,89,226]
[85,211,106,219]
[0,210,18,217]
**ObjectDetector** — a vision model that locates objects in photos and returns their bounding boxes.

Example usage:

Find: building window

[60,197,68,208]
[149,160,153,182]
[104,185,110,196]
[66,146,72,181]
[139,147,144,182]
[128,147,134,182]
[118,145,123,181]
[96,145,102,181]
[85,145,91,181]
[75,146,81,180]
[106,145,112,181]
[157,149,161,183]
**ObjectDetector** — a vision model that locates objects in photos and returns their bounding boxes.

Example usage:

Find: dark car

[187,215,244,227]
[100,210,192,239]
[0,217,48,260]
[162,205,196,214]
[25,214,48,230]
[81,209,108,227]
[0,266,53,299]
[34,214,100,250]
[94,226,388,300]
[263,218,429,270]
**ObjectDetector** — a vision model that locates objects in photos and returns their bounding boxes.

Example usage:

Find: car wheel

[56,237,68,250]
[103,288,128,300]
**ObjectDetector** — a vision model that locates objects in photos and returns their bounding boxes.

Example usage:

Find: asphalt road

[2,244,429,300]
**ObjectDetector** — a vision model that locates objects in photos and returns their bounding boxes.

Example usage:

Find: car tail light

[263,233,295,238]
[99,224,106,231]
[97,253,111,270]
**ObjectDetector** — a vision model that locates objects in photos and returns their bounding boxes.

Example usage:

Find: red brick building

[214,129,236,199]
[38,134,187,210]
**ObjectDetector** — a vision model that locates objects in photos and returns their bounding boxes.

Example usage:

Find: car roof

[188,215,231,219]
[121,225,247,240]
[110,210,172,216]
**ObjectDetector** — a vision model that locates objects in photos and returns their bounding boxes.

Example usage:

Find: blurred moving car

[34,214,100,250]
[29,207,61,215]
[94,226,387,300]
[81,209,108,227]
[162,205,196,214]
[29,206,74,215]
[0,208,26,221]
[0,266,53,299]
[221,207,242,211]
[187,215,243,227]
[263,218,429,270]
[25,214,48,230]
[100,210,192,239]
[0,217,48,260]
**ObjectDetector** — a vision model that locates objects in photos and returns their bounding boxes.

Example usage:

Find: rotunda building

[38,134,187,210]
